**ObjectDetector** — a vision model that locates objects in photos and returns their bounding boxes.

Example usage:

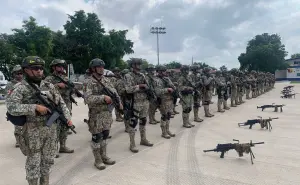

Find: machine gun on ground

[28,82,76,134]
[203,139,264,164]
[281,93,298,99]
[238,117,278,131]
[283,85,294,90]
[257,103,285,112]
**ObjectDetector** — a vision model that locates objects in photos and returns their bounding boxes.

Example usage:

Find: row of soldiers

[5,56,275,185]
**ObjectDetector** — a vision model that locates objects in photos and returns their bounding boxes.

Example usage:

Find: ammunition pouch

[6,112,26,126]
[183,107,192,113]
[181,89,193,95]
[161,114,167,121]
[92,133,103,143]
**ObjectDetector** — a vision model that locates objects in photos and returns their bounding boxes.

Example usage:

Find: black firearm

[53,75,84,105]
[257,104,285,112]
[140,74,159,104]
[92,75,123,114]
[28,82,76,134]
[283,85,294,90]
[238,117,278,131]
[281,93,297,99]
[161,77,187,105]
[203,139,265,164]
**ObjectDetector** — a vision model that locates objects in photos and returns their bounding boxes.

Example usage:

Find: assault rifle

[203,139,264,164]
[141,74,159,104]
[161,77,187,105]
[53,75,84,105]
[92,75,123,114]
[28,82,76,134]
[238,116,278,131]
[257,103,285,112]
[283,85,294,90]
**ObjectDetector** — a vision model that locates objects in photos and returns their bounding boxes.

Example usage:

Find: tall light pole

[150,26,166,65]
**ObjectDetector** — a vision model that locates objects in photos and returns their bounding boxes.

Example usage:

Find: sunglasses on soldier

[29,66,44,71]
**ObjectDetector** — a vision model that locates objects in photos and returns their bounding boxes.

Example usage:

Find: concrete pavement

[0,82,299,185]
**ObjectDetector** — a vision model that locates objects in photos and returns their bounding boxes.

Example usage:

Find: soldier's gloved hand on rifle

[167,88,174,93]
[57,82,66,89]
[138,84,148,89]
[36,104,50,115]
[104,95,112,104]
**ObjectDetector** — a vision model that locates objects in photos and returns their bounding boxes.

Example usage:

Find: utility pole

[150,26,166,65]
[192,56,194,65]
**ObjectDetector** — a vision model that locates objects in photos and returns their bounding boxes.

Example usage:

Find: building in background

[275,57,300,81]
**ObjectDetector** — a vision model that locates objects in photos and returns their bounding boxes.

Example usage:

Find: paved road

[1,82,299,185]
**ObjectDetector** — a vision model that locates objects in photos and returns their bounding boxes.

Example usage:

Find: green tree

[291,53,300,59]
[219,65,227,72]
[165,61,181,69]
[238,33,288,72]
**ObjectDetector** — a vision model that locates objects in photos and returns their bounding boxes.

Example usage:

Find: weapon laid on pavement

[281,93,298,99]
[28,81,76,134]
[238,117,278,131]
[283,85,294,90]
[203,139,264,164]
[257,103,285,112]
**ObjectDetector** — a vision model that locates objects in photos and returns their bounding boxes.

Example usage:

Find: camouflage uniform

[237,71,245,104]
[201,67,214,117]
[215,71,230,112]
[5,65,23,148]
[111,67,124,122]
[124,58,153,153]
[245,72,252,99]
[251,71,258,98]
[169,70,180,114]
[145,65,160,124]
[83,58,116,170]
[6,56,71,185]
[44,59,74,154]
[230,69,238,107]
[190,65,204,122]
[178,65,194,128]
[154,66,176,139]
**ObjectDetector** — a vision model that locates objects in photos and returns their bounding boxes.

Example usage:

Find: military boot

[14,134,19,148]
[129,129,139,153]
[100,140,116,165]
[173,107,180,114]
[166,121,175,137]
[182,113,192,128]
[204,105,214,117]
[27,178,38,185]
[235,97,240,105]
[223,100,230,110]
[217,99,225,113]
[160,123,171,139]
[239,96,245,104]
[115,111,124,122]
[59,139,74,153]
[140,126,153,147]
[92,148,105,170]
[193,108,203,122]
[40,174,49,185]
[230,99,237,107]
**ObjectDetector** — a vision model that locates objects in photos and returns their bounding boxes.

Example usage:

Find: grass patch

[290,81,300,84]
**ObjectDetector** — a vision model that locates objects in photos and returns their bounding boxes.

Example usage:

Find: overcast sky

[0,0,299,69]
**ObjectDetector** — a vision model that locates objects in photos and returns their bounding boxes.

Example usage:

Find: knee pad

[92,133,103,143]
[203,101,210,105]
[183,107,192,113]
[161,114,167,121]
[102,130,110,140]
[139,117,147,126]
[193,103,200,108]
[167,112,172,120]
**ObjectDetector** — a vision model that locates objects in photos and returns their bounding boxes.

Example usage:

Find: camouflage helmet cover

[50,59,66,67]
[156,65,167,71]
[127,58,143,66]
[12,65,22,73]
[112,67,120,72]
[89,58,105,68]
[181,65,190,71]
[21,56,45,68]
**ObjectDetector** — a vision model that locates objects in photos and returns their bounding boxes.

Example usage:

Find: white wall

[0,71,7,85]
[286,67,300,78]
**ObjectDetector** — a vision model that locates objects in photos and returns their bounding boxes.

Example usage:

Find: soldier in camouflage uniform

[169,70,180,115]
[178,65,194,128]
[112,67,124,122]
[245,71,252,99]
[5,64,23,148]
[44,59,74,155]
[124,58,153,153]
[83,58,118,170]
[237,71,245,104]
[215,70,230,112]
[190,65,204,122]
[6,56,73,185]
[145,65,160,124]
[154,65,176,139]
[251,71,258,98]
[230,68,238,107]
[201,67,215,117]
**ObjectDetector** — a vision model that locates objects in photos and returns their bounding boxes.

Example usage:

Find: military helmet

[181,65,190,71]
[50,59,66,67]
[215,70,221,75]
[121,69,129,75]
[203,67,211,73]
[127,58,143,66]
[21,56,45,68]
[145,64,155,71]
[112,67,120,72]
[89,58,105,68]
[156,65,167,71]
[12,65,22,73]
[190,64,199,70]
